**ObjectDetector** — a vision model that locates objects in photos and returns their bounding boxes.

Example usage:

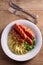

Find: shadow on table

[0,30,32,65]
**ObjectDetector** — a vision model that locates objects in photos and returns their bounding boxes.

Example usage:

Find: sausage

[11,29,24,43]
[13,24,33,45]
[19,25,35,39]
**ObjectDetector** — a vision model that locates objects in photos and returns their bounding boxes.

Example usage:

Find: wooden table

[0,0,43,65]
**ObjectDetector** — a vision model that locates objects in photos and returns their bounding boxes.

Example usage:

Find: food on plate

[13,24,33,45]
[11,29,24,43]
[8,23,36,55]
[19,25,35,39]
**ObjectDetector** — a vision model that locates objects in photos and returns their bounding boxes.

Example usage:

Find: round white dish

[1,20,42,61]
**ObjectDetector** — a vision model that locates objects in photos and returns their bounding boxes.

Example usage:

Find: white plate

[1,20,42,61]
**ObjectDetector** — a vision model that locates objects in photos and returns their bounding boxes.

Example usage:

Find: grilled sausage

[11,29,24,43]
[13,24,33,45]
[19,25,35,39]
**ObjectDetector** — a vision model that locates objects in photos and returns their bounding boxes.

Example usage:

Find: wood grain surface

[0,0,43,65]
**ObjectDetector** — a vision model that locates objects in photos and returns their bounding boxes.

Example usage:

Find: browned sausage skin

[13,24,33,45]
[19,25,35,39]
[11,29,24,43]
